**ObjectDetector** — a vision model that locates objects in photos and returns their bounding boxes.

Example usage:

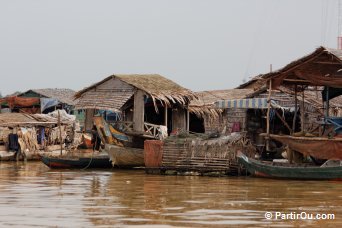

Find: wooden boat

[41,153,112,169]
[0,151,16,161]
[266,134,342,160]
[237,152,342,180]
[105,144,144,168]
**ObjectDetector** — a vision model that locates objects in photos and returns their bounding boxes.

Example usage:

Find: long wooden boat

[265,134,342,160]
[41,154,112,169]
[237,152,342,180]
[105,144,144,168]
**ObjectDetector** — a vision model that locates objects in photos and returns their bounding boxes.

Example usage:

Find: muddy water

[0,162,341,227]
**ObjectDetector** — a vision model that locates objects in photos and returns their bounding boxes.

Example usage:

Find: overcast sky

[0,0,339,96]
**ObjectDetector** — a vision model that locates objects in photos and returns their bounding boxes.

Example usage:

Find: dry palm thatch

[189,89,254,118]
[0,112,75,127]
[116,74,197,108]
[75,74,197,112]
[0,113,54,127]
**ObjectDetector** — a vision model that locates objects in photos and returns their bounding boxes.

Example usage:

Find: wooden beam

[85,109,95,131]
[313,61,342,65]
[164,105,168,126]
[266,80,272,151]
[133,90,145,132]
[186,109,190,132]
[58,110,63,156]
[274,110,292,134]
[266,80,272,136]
[300,87,305,133]
[292,85,298,133]
[283,78,311,84]
[325,86,330,118]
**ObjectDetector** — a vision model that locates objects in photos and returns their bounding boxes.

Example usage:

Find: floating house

[188,89,253,134]
[19,88,77,114]
[0,110,78,160]
[74,74,197,139]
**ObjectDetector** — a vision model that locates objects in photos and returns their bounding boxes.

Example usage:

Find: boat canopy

[214,98,288,110]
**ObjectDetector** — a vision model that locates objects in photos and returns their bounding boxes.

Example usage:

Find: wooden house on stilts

[75,74,197,138]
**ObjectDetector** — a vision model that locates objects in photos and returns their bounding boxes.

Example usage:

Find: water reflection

[0,162,341,227]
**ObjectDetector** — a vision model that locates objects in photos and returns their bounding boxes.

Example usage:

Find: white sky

[0,0,339,96]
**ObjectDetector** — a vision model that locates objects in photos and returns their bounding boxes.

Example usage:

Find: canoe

[105,144,144,168]
[41,155,112,169]
[265,134,342,160]
[237,152,342,180]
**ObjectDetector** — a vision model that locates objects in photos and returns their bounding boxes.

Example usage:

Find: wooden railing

[144,122,160,138]
[111,121,134,133]
[111,121,165,139]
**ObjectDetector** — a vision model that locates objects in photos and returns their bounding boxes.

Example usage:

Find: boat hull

[41,155,112,169]
[267,134,342,160]
[105,144,144,168]
[237,152,342,180]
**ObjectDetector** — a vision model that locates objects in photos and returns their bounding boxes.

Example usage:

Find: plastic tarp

[40,98,59,112]
[0,96,40,108]
[214,98,284,109]
[215,98,295,114]
[33,110,76,124]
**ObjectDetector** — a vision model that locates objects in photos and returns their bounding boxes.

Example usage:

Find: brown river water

[0,162,341,227]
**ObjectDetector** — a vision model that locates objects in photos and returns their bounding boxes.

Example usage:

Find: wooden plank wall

[172,108,186,131]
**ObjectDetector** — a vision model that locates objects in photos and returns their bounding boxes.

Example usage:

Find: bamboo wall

[203,109,247,134]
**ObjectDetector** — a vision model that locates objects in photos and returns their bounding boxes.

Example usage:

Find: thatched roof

[75,74,197,112]
[0,111,75,127]
[238,47,342,91]
[259,46,342,89]
[236,46,342,111]
[189,89,254,118]
[20,88,76,105]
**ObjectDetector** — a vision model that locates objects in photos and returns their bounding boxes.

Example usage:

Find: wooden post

[292,85,298,134]
[186,109,190,132]
[58,110,63,156]
[85,109,95,131]
[266,80,272,151]
[133,90,145,132]
[164,105,168,126]
[301,87,305,133]
[325,86,330,118]
[275,110,292,134]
